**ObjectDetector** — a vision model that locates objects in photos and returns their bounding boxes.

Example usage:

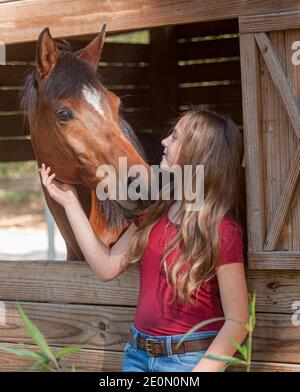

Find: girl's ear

[36,27,58,81]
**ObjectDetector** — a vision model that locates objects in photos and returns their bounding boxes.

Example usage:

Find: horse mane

[19,38,147,229]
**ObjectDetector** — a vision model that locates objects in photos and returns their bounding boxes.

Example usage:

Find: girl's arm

[39,163,137,283]
[65,200,137,282]
[192,263,249,372]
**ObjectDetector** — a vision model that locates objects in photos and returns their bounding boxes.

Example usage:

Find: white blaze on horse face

[82,85,107,120]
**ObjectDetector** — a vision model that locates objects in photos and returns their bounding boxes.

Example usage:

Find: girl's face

[160,126,180,169]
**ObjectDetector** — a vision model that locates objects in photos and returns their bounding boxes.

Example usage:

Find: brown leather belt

[128,332,215,356]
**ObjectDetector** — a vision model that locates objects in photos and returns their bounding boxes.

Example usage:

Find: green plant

[175,291,256,372]
[0,303,83,372]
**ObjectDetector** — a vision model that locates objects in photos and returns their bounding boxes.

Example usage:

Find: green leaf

[55,346,83,361]
[16,303,58,368]
[35,364,53,372]
[70,364,76,372]
[202,354,248,365]
[30,359,52,372]
[0,345,46,362]
[227,337,248,360]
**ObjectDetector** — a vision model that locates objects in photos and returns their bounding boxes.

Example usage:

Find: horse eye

[56,108,73,122]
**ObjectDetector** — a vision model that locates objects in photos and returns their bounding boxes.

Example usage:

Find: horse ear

[78,24,106,71]
[36,27,58,80]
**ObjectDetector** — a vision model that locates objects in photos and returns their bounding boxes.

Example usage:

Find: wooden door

[239,10,300,270]
[238,10,300,371]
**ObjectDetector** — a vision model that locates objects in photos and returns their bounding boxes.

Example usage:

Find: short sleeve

[217,217,244,267]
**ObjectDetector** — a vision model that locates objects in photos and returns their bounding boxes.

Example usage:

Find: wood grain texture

[0,261,300,315]
[240,9,300,33]
[2,341,299,372]
[285,30,300,252]
[0,302,299,368]
[0,0,298,44]
[255,32,300,141]
[248,252,300,269]
[0,260,140,306]
[239,33,265,251]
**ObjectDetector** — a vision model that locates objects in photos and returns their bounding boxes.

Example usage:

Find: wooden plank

[252,313,300,364]
[255,32,300,141]
[0,261,300,314]
[240,9,300,33]
[178,60,241,83]
[248,252,300,270]
[0,89,20,111]
[177,38,240,61]
[246,269,300,314]
[175,19,239,39]
[264,146,300,251]
[0,139,35,162]
[1,341,300,372]
[259,31,292,252]
[0,65,30,87]
[0,301,135,351]
[0,260,140,306]
[0,1,298,44]
[0,114,27,137]
[286,30,300,251]
[239,33,265,251]
[0,64,150,87]
[6,41,149,63]
[179,84,242,105]
[0,342,123,372]
[0,302,300,365]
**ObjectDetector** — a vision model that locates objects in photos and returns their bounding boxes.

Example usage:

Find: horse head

[21,25,153,254]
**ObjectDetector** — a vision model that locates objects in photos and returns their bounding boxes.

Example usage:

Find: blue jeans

[122,323,219,372]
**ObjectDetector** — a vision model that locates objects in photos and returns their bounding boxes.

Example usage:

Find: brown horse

[20,25,152,260]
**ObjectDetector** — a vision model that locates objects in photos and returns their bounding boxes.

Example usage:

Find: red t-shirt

[132,210,245,335]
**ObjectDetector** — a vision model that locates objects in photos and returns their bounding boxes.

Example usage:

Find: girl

[40,108,249,372]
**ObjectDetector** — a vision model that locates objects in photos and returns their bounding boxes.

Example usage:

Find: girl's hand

[39,163,79,208]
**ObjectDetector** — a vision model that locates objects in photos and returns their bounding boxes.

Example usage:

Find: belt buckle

[144,338,160,356]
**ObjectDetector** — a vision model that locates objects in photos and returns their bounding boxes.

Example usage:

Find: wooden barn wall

[0,1,300,44]
[0,261,300,371]
[259,31,300,252]
[0,19,242,163]
[1,16,299,372]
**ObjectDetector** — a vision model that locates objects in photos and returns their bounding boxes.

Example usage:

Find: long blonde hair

[121,108,244,306]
